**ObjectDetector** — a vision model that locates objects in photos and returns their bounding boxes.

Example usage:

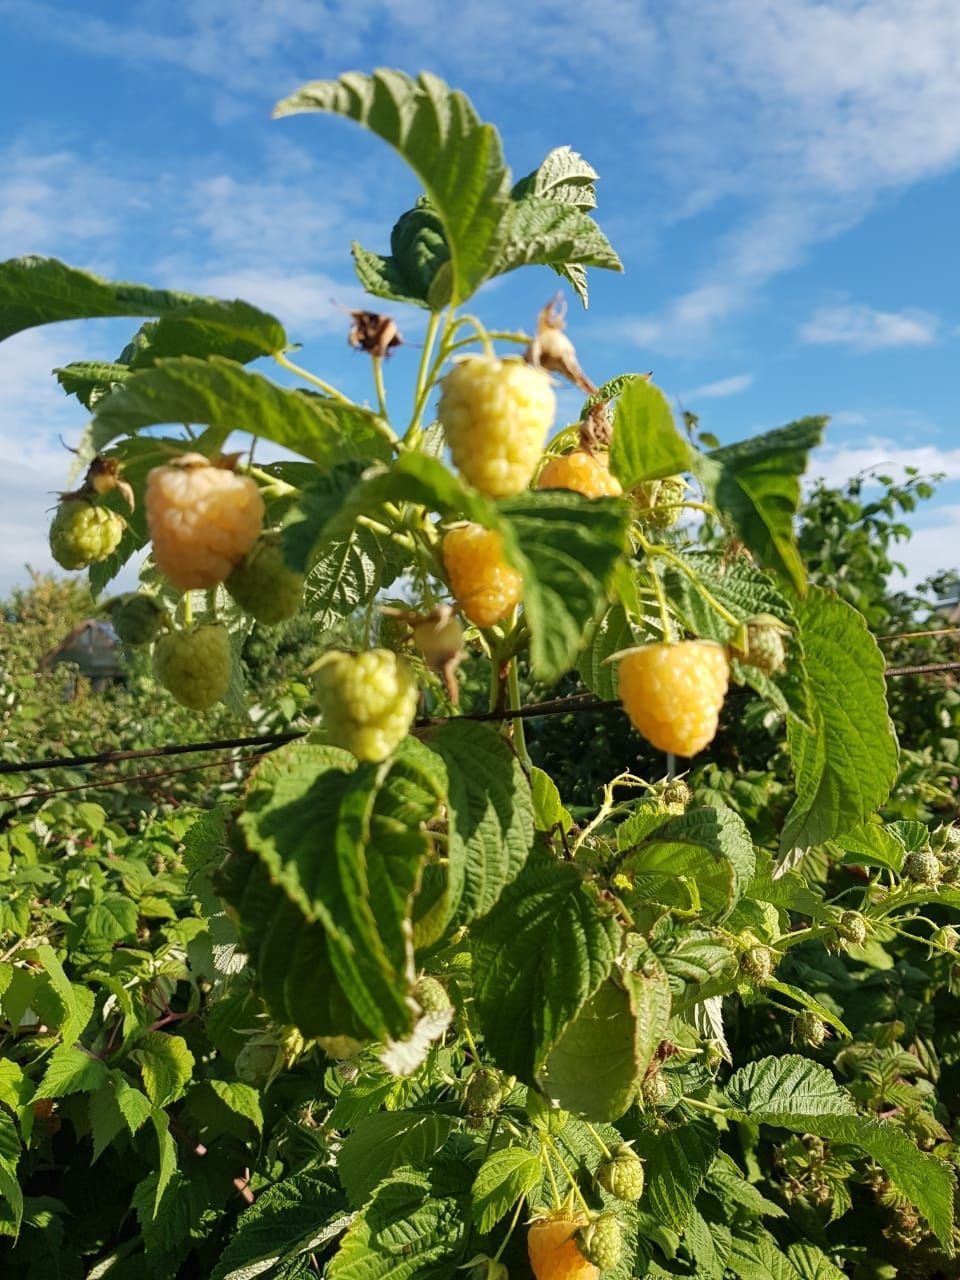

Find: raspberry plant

[1,68,959,1279]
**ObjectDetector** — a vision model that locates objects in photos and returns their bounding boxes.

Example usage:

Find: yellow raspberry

[146,454,264,591]
[153,625,232,711]
[618,641,730,756]
[442,524,523,628]
[537,450,622,498]
[528,1215,598,1280]
[438,355,555,498]
[49,499,124,570]
[314,648,418,763]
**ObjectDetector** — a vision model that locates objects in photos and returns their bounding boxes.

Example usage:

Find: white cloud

[680,373,753,400]
[799,304,940,351]
[896,504,960,586]
[809,438,960,489]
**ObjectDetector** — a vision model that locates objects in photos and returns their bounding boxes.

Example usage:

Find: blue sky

[1,0,958,594]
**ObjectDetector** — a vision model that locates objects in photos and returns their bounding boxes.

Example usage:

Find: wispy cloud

[810,438,960,489]
[679,373,753,400]
[799,304,940,351]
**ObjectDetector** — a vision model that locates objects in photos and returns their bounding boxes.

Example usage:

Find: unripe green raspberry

[225,533,304,625]
[153,625,232,711]
[235,1035,283,1087]
[314,649,418,763]
[50,499,124,569]
[793,1011,828,1048]
[739,944,777,984]
[575,1213,622,1271]
[744,618,787,675]
[465,1067,504,1116]
[902,849,941,885]
[633,476,686,529]
[703,1039,726,1072]
[837,911,867,946]
[640,1069,671,1108]
[438,355,555,498]
[112,594,166,645]
[526,1088,569,1135]
[596,1144,645,1202]
[932,925,960,952]
[944,827,960,853]
[412,975,452,1014]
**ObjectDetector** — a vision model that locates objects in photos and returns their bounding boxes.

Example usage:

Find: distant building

[39,620,126,692]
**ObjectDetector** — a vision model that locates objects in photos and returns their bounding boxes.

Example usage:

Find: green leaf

[762,980,850,1038]
[785,1242,847,1280]
[130,1031,195,1107]
[633,1122,719,1232]
[150,1108,177,1210]
[618,804,756,921]
[779,589,899,857]
[650,927,739,1013]
[0,256,208,342]
[427,721,534,927]
[490,196,621,278]
[207,1080,263,1132]
[124,299,287,366]
[88,355,392,468]
[724,1055,956,1248]
[237,739,445,1040]
[327,1168,467,1280]
[338,1112,453,1208]
[693,419,826,593]
[579,604,635,699]
[85,894,138,944]
[530,767,572,834]
[54,361,131,410]
[513,146,598,209]
[470,854,620,1082]
[34,1045,107,1100]
[538,960,670,1121]
[275,71,510,307]
[351,197,451,309]
[304,525,396,629]
[727,1230,803,1280]
[33,945,91,1042]
[471,1147,541,1233]
[611,380,691,489]
[211,1168,347,1280]
[500,490,632,681]
[0,1112,22,1236]
[828,821,906,872]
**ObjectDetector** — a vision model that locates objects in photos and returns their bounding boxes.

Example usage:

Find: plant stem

[544,1137,591,1215]
[506,655,531,769]
[543,1145,563,1210]
[495,1196,526,1261]
[372,355,388,419]
[657,547,742,631]
[182,594,193,628]
[584,1121,613,1161]
[273,351,350,403]
[683,1096,728,1117]
[462,1022,481,1064]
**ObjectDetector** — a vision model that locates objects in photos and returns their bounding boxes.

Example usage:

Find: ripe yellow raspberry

[634,476,686,529]
[49,499,124,569]
[442,524,523,628]
[537,450,622,498]
[528,1215,598,1280]
[146,454,264,591]
[438,355,555,498]
[618,641,729,757]
[314,648,418,763]
[153,624,232,711]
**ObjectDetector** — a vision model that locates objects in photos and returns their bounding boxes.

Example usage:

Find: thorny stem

[572,770,647,857]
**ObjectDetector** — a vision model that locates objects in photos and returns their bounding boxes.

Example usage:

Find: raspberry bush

[1,67,959,1280]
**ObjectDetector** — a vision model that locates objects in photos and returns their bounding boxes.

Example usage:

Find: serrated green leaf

[633,1122,719,1232]
[88,356,391,468]
[304,525,394,629]
[150,1108,177,1211]
[762,980,850,1037]
[55,361,131,410]
[611,380,691,488]
[427,720,534,927]
[125,299,287,366]
[0,256,202,341]
[780,588,898,857]
[649,927,739,1014]
[785,1242,847,1280]
[34,1045,107,1100]
[725,1055,857,1118]
[693,419,825,593]
[727,1230,803,1280]
[828,820,906,872]
[579,604,635,699]
[470,854,620,1082]
[471,1147,541,1233]
[500,490,632,681]
[130,1031,195,1107]
[327,1168,466,1280]
[619,804,756,921]
[85,894,138,944]
[276,70,510,307]
[490,196,622,277]
[207,1080,263,1132]
[512,146,598,209]
[530,767,572,834]
[211,1168,347,1280]
[0,1113,22,1235]
[338,1112,453,1208]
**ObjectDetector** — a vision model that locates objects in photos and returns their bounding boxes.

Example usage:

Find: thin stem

[274,351,350,403]
[182,594,193,628]
[506,654,531,769]
[456,314,496,357]
[245,464,297,497]
[657,547,742,631]
[584,1121,613,1161]
[572,771,645,857]
[462,1022,481,1064]
[495,1196,526,1262]
[647,564,672,640]
[372,355,389,419]
[683,1095,728,1117]
[544,1136,591,1215]
[543,1146,563,1210]
[406,310,442,443]
[446,329,529,354]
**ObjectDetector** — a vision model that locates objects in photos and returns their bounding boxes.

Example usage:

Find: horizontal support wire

[1,659,959,799]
